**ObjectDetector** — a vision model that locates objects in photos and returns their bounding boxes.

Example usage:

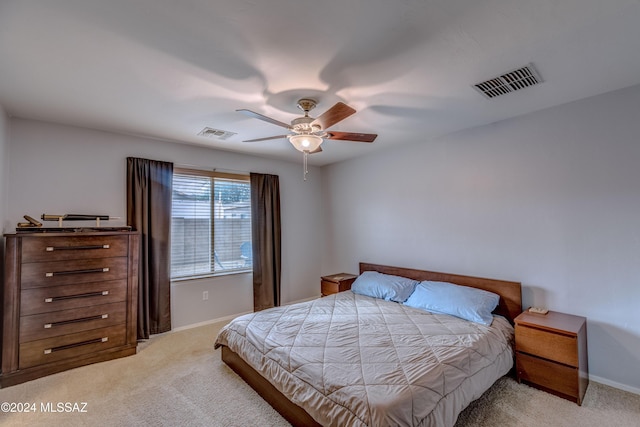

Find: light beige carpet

[1,321,638,426]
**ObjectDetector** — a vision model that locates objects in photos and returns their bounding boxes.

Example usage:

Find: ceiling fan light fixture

[289,134,323,152]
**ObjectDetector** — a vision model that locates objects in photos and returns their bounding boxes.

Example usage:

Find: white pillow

[351,271,418,303]
[403,281,500,326]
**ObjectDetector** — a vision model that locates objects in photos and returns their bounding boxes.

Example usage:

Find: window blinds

[171,172,251,279]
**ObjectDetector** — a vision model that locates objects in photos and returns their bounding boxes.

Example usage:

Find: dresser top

[5,229,138,238]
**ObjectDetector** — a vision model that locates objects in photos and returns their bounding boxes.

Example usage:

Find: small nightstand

[515,310,589,405]
[321,273,357,296]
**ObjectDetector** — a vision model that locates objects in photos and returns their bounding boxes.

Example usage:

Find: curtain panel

[250,173,282,311]
[126,157,173,339]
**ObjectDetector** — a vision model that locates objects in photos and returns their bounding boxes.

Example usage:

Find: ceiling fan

[237,98,377,179]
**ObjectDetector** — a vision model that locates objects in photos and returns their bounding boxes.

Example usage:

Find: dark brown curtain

[126,157,173,339]
[250,173,281,311]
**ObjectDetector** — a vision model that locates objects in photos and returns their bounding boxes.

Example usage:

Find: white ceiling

[1,0,640,166]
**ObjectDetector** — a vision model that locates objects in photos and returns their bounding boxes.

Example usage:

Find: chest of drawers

[1,231,139,387]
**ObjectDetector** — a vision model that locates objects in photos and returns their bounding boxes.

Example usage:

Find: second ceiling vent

[474,63,542,99]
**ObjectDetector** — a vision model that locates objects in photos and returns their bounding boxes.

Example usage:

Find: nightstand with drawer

[321,273,357,296]
[515,310,589,405]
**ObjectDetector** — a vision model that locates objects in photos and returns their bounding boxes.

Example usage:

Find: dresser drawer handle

[46,244,110,252]
[45,267,110,277]
[44,290,109,303]
[44,314,109,329]
[43,337,109,354]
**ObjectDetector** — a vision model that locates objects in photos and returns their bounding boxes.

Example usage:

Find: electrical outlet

[202,291,209,301]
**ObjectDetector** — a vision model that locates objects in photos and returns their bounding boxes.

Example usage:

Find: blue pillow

[403,281,500,326]
[351,271,419,303]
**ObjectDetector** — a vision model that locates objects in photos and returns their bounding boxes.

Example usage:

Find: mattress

[215,291,514,427]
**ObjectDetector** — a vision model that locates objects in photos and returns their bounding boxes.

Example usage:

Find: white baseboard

[169,312,251,333]
[287,295,321,304]
[590,374,640,396]
[169,295,321,334]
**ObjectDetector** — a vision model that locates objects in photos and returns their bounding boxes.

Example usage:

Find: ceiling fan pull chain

[303,151,309,181]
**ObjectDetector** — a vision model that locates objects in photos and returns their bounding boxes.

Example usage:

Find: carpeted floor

[1,321,638,426]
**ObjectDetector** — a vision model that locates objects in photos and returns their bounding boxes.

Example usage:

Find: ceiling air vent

[198,127,236,140]
[473,63,542,99]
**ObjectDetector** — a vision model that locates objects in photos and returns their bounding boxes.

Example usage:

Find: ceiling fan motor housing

[291,116,321,133]
[296,98,317,113]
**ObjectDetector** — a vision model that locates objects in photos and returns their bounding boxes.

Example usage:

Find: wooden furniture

[1,231,139,388]
[320,273,357,296]
[220,262,522,426]
[515,310,588,405]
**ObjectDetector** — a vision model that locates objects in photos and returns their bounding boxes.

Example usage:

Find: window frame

[171,167,252,281]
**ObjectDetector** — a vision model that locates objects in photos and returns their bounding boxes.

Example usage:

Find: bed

[215,262,522,426]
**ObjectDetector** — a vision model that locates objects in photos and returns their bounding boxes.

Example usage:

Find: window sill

[171,269,252,284]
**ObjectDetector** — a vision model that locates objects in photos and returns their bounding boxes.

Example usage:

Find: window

[171,168,251,279]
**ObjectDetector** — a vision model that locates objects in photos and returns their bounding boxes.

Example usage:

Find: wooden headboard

[359,262,522,324]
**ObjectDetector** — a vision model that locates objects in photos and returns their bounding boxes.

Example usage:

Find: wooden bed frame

[220,262,522,427]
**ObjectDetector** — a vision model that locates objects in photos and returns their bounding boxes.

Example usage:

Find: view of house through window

[171,169,251,279]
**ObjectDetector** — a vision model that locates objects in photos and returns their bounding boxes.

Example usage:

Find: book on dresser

[1,231,139,388]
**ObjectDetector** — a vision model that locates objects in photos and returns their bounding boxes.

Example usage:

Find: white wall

[322,84,640,393]
[0,105,8,276]
[7,119,325,328]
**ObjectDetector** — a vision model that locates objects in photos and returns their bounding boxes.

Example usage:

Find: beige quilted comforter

[215,291,514,427]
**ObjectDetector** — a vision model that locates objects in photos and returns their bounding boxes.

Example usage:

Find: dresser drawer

[517,352,579,399]
[515,324,578,367]
[21,279,128,316]
[21,235,129,262]
[20,302,127,343]
[19,325,127,369]
[21,257,128,289]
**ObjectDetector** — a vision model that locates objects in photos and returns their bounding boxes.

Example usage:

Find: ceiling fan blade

[326,131,377,143]
[311,102,356,130]
[243,134,289,142]
[237,109,291,129]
